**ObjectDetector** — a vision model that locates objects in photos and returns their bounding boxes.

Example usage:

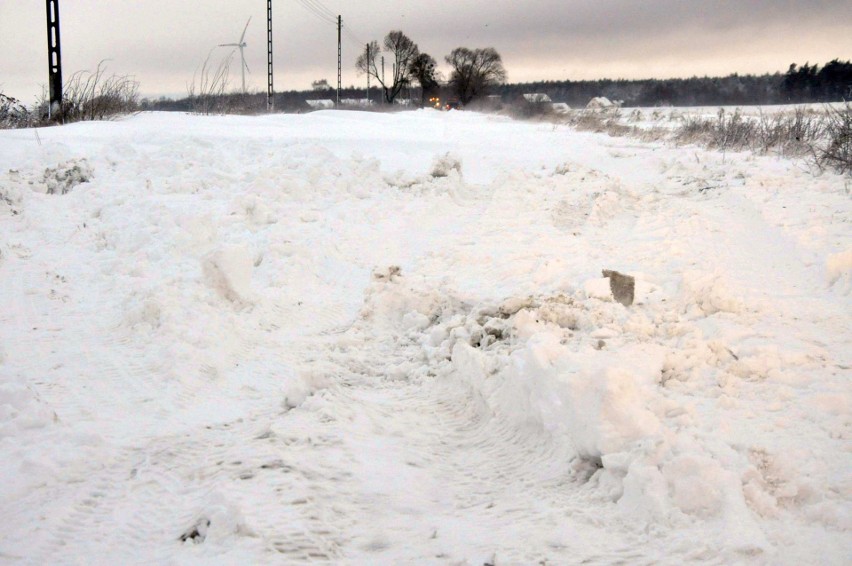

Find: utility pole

[267,0,274,111]
[45,0,63,119]
[366,43,370,104]
[336,15,341,106]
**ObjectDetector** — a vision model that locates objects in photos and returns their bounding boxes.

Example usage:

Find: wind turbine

[220,17,251,93]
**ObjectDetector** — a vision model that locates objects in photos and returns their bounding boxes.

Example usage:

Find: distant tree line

[138,58,851,114]
[495,59,851,107]
[781,60,852,103]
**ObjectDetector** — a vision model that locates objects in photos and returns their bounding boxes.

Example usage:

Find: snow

[0,108,850,564]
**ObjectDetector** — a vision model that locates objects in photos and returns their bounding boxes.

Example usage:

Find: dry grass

[1,62,139,128]
[59,61,140,122]
[562,109,635,138]
[674,107,826,157]
[187,51,233,115]
[0,93,34,129]
[817,103,852,174]
[530,103,852,176]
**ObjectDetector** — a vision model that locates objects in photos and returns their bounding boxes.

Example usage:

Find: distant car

[444,99,461,111]
[428,96,442,109]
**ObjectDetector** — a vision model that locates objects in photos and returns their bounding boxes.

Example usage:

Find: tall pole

[267,0,274,111]
[45,0,63,118]
[336,15,341,107]
[366,43,370,104]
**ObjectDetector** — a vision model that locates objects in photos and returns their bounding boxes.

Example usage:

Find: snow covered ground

[0,109,849,564]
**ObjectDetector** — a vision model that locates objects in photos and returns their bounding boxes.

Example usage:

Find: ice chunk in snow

[202,245,254,302]
[0,379,56,436]
[234,195,277,226]
[38,158,93,195]
[680,271,744,315]
[181,492,253,544]
[430,153,463,179]
[826,248,852,294]
[602,269,635,306]
[282,370,330,410]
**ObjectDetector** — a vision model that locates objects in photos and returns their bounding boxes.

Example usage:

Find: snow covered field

[0,109,849,564]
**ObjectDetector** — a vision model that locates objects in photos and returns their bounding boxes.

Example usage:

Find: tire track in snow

[11,403,330,563]
[5,332,655,565]
[276,360,658,564]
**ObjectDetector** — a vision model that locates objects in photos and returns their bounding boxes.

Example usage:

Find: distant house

[340,98,375,107]
[523,93,552,103]
[586,97,622,109]
[306,99,335,109]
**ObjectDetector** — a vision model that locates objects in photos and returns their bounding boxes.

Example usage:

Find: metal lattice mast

[336,15,342,106]
[45,0,63,117]
[267,0,274,111]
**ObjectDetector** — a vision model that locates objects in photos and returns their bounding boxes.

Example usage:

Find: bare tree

[408,53,440,107]
[356,31,420,103]
[445,47,507,105]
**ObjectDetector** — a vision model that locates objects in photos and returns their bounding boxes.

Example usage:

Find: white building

[522,93,552,103]
[306,99,335,110]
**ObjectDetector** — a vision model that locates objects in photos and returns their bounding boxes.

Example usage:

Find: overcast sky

[1,0,851,102]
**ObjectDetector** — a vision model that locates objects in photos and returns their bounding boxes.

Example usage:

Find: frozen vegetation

[0,109,849,564]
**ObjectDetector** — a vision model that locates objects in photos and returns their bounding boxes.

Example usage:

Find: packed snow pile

[429,152,463,178]
[826,247,852,294]
[587,96,618,109]
[0,109,848,564]
[351,264,847,556]
[202,244,255,303]
[0,376,57,436]
[40,158,93,195]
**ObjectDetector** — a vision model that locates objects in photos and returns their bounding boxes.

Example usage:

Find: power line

[342,25,365,48]
[293,0,366,47]
[294,0,336,25]
[302,0,336,20]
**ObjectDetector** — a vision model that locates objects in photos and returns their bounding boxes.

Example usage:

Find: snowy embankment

[0,109,849,564]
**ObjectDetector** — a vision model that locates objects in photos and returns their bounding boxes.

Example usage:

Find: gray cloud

[1,0,850,101]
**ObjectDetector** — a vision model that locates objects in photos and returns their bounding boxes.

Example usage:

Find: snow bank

[357,263,847,557]
[0,109,848,564]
